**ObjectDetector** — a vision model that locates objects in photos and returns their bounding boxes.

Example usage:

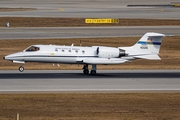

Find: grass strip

[0,93,179,120]
[0,17,180,27]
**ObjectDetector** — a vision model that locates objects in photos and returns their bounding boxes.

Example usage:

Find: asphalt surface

[0,0,180,19]
[0,70,179,93]
[0,70,180,79]
[0,26,179,39]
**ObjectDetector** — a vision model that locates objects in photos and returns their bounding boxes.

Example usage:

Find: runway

[0,70,179,93]
[0,26,180,39]
[0,0,180,19]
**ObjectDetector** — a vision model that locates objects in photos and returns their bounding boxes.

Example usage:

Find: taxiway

[0,26,179,39]
[0,0,180,19]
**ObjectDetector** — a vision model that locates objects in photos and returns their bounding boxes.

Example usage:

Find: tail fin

[132,32,165,54]
[119,32,165,60]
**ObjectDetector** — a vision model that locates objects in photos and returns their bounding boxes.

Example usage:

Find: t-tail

[119,32,165,60]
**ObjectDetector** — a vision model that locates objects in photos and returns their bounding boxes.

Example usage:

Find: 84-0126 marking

[140,45,148,49]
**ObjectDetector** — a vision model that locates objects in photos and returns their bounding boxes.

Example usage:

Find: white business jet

[4,32,165,75]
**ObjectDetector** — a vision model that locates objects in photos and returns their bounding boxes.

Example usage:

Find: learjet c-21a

[4,32,165,75]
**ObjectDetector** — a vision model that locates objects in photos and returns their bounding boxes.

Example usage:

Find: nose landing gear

[19,66,24,72]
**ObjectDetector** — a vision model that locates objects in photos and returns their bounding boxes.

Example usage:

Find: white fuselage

[4,32,165,65]
[3,32,165,74]
[4,45,128,64]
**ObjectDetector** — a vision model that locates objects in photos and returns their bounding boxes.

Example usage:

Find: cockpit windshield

[25,46,40,52]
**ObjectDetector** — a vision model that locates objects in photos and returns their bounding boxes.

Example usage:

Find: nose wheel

[19,66,24,72]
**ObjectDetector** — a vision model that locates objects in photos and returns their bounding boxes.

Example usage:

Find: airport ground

[1,1,180,120]
[1,15,180,120]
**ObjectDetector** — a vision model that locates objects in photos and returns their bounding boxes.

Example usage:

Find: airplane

[4,32,165,75]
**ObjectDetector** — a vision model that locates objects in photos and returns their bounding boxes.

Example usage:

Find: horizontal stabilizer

[134,54,161,60]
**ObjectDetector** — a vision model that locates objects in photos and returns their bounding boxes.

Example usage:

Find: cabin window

[82,50,85,54]
[75,50,78,53]
[62,49,65,52]
[69,50,71,52]
[26,46,40,52]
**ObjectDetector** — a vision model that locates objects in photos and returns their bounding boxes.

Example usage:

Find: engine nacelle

[97,47,120,58]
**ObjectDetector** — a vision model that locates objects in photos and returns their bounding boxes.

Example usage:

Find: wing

[77,58,128,64]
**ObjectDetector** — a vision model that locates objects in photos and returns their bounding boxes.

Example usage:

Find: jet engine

[96,47,126,58]
[97,47,119,58]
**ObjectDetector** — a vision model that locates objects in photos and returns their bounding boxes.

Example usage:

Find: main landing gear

[19,66,24,72]
[82,64,97,75]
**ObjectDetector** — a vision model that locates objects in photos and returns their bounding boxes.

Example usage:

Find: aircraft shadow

[0,72,180,79]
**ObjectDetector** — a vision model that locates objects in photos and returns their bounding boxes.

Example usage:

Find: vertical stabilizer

[119,32,166,60]
[132,32,165,54]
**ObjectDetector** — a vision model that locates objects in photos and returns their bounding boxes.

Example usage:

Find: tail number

[140,45,148,49]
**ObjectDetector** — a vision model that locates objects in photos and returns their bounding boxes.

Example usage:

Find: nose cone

[4,52,25,61]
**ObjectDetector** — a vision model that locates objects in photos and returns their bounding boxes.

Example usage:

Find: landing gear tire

[83,69,89,74]
[90,70,96,75]
[19,66,24,72]
[83,64,89,74]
